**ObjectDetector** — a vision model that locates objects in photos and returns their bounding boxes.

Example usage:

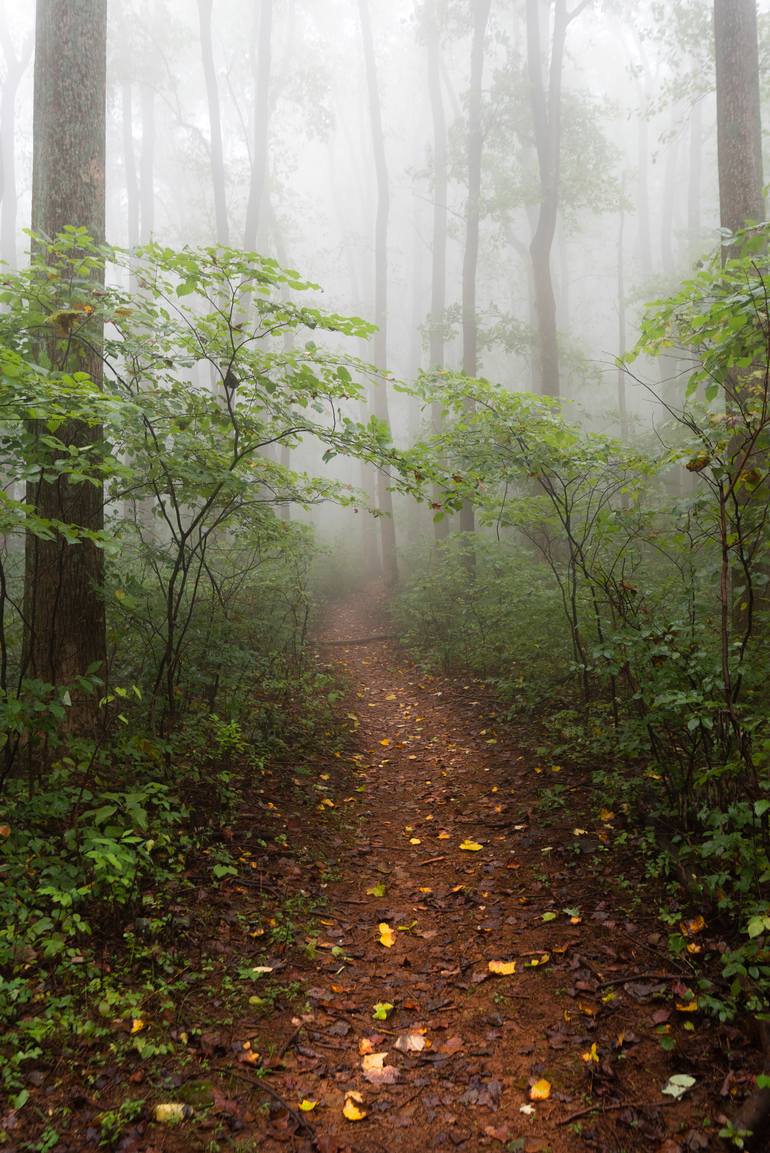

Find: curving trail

[250,590,715,1153]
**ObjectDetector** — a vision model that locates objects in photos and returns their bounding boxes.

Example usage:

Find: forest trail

[247,589,713,1153]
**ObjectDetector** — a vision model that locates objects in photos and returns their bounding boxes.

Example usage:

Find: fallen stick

[558,1097,678,1126]
[229,1069,320,1149]
[418,854,448,866]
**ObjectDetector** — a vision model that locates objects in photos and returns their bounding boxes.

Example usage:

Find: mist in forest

[5,0,768,561]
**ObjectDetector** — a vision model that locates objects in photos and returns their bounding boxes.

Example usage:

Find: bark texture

[25,0,107,694]
[714,0,765,249]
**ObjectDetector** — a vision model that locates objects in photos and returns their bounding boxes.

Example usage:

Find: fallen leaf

[378,923,396,948]
[581,1043,600,1064]
[488,960,517,976]
[372,1002,394,1020]
[542,912,557,922]
[520,1103,535,1115]
[681,915,706,937]
[379,739,391,747]
[438,831,451,840]
[364,1065,399,1086]
[598,808,615,822]
[343,1092,367,1121]
[362,1052,388,1071]
[366,882,386,897]
[460,840,483,852]
[675,1000,698,1013]
[394,1032,426,1053]
[0,825,10,838]
[529,1079,551,1101]
[525,953,550,968]
[662,1074,696,1099]
[154,1103,193,1123]
[299,1099,318,1112]
[409,838,422,845]
[130,1018,146,1034]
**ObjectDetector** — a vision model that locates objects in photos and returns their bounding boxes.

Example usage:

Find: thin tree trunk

[460,0,492,543]
[527,0,588,397]
[687,94,703,261]
[660,116,679,276]
[243,0,272,251]
[617,190,628,441]
[24,0,107,709]
[426,0,450,541]
[358,0,398,587]
[198,0,229,245]
[0,22,32,268]
[121,80,139,249]
[140,82,155,242]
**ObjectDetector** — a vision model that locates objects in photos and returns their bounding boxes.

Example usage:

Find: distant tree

[25,0,107,711]
[423,0,451,540]
[358,0,398,587]
[198,0,229,245]
[526,0,591,397]
[0,8,33,267]
[459,0,492,541]
[243,0,273,250]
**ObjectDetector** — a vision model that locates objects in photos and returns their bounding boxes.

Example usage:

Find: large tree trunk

[243,0,272,251]
[24,0,107,705]
[0,21,32,268]
[714,0,765,252]
[198,0,229,245]
[460,0,491,543]
[358,0,398,588]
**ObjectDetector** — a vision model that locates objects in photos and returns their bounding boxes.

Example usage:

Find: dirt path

[252,591,719,1153]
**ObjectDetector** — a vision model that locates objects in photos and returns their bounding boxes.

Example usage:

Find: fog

[4,0,770,555]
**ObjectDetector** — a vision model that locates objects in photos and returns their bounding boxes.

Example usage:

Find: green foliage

[402,234,770,1020]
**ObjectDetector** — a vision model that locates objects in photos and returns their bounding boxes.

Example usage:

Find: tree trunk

[460,0,491,543]
[243,0,272,251]
[617,189,628,441]
[358,0,398,588]
[426,0,450,540]
[24,0,107,705]
[527,0,586,397]
[687,94,703,261]
[0,22,32,268]
[198,0,229,245]
[121,80,139,249]
[140,82,155,242]
[714,0,765,253]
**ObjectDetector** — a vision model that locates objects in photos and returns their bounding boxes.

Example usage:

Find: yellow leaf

[130,1018,145,1034]
[343,1092,367,1121]
[529,1079,551,1101]
[378,923,396,948]
[409,838,422,845]
[299,1099,318,1112]
[681,915,706,937]
[581,1043,600,1064]
[525,953,550,967]
[379,739,391,747]
[675,1000,699,1013]
[460,840,483,852]
[419,886,432,893]
[362,1052,388,1071]
[385,693,397,700]
[320,773,330,781]
[438,831,450,840]
[488,960,517,975]
[598,808,615,822]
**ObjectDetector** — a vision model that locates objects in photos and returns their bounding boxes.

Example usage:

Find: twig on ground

[558,1097,677,1126]
[229,1069,320,1149]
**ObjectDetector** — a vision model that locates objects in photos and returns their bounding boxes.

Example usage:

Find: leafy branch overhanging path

[243,591,728,1153]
